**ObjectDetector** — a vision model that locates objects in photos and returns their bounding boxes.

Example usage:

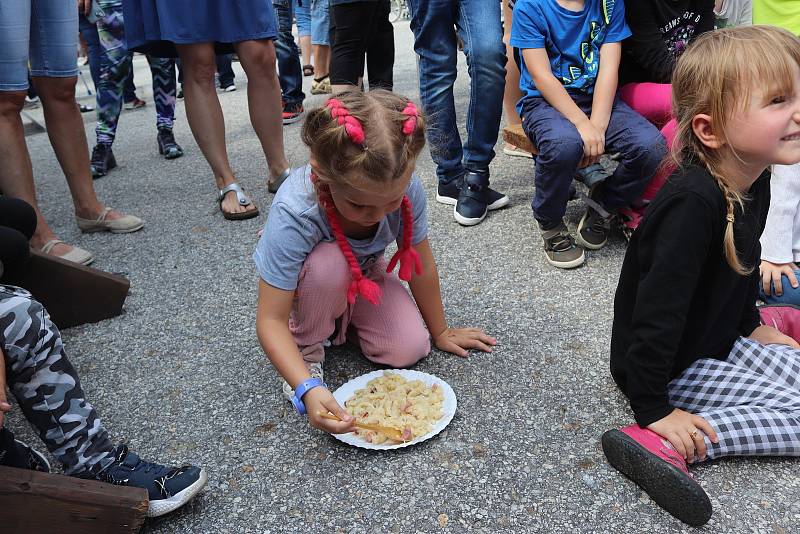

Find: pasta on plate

[345,372,444,444]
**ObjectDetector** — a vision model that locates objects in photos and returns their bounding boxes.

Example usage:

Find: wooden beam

[7,250,130,329]
[0,466,148,533]
[502,123,538,155]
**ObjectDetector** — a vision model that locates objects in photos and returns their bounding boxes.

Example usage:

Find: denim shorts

[310,0,330,46]
[0,0,79,91]
[295,0,311,37]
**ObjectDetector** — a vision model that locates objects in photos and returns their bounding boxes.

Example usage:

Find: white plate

[330,369,457,450]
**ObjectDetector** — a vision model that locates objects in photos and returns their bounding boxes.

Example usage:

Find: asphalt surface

[11,21,800,534]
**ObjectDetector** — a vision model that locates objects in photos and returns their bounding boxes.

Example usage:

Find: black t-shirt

[610,164,770,427]
[620,0,715,85]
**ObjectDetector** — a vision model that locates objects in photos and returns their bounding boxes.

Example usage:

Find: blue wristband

[291,377,326,415]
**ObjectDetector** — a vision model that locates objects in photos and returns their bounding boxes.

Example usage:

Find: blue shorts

[0,0,79,91]
[295,0,311,37]
[310,0,330,46]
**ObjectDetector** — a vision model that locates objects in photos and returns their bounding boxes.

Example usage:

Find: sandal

[268,168,291,194]
[218,183,260,220]
[303,64,314,77]
[40,239,94,266]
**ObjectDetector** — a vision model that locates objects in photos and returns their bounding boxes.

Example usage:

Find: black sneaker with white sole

[0,428,50,472]
[436,175,509,210]
[452,170,509,226]
[90,444,207,517]
[541,223,585,269]
[577,186,614,250]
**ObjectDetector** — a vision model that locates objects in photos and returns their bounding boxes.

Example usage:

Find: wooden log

[0,465,148,534]
[502,123,538,155]
[8,250,130,329]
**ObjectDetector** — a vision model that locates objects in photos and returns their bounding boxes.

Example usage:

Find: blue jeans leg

[760,270,800,306]
[216,54,235,88]
[520,96,584,228]
[79,16,102,90]
[274,0,305,105]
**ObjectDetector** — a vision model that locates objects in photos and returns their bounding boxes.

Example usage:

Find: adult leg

[329,2,372,92]
[273,0,306,106]
[501,1,527,157]
[0,286,115,476]
[669,337,800,458]
[148,55,184,159]
[216,54,235,89]
[94,2,130,148]
[233,39,291,183]
[295,0,313,70]
[176,42,256,217]
[455,0,506,173]
[364,0,394,91]
[310,0,331,83]
[122,52,138,103]
[407,0,462,186]
[78,16,102,91]
[348,267,430,368]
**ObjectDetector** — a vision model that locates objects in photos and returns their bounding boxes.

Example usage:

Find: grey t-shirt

[253,165,429,290]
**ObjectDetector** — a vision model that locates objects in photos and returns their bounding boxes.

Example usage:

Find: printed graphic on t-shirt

[660,10,702,58]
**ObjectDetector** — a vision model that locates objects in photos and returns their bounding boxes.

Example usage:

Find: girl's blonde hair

[301,89,427,187]
[671,25,800,274]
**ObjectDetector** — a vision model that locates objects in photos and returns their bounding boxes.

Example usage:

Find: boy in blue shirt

[511,0,667,268]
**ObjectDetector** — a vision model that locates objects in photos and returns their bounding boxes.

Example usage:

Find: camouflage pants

[0,285,113,476]
[95,1,177,145]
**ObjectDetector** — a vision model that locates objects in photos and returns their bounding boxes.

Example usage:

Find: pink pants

[290,242,431,367]
[619,82,678,203]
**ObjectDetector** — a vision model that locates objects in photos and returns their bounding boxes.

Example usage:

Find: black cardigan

[610,164,769,427]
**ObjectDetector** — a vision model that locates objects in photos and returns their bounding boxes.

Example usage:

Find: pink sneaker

[759,304,800,344]
[602,425,712,526]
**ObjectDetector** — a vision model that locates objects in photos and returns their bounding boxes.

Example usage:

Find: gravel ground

[11,21,800,534]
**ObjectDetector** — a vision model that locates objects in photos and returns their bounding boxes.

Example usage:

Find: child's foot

[0,428,50,472]
[576,186,614,250]
[574,162,609,188]
[90,444,207,517]
[282,362,324,401]
[541,222,584,269]
[601,425,712,527]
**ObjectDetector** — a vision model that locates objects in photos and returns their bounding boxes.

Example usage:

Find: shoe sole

[502,147,534,159]
[436,194,509,211]
[453,206,487,226]
[544,248,585,269]
[14,439,51,473]
[601,429,712,527]
[91,156,116,179]
[282,114,303,125]
[147,468,208,517]
[576,214,608,250]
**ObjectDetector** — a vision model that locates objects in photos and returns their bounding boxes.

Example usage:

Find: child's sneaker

[91,444,207,517]
[282,362,324,400]
[574,162,608,188]
[0,428,50,472]
[435,176,508,209]
[541,223,584,269]
[602,425,712,527]
[577,187,614,249]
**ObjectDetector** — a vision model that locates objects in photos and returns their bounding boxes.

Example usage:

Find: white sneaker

[281,362,324,400]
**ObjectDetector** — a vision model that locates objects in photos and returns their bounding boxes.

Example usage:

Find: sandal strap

[41,239,64,254]
[218,183,252,207]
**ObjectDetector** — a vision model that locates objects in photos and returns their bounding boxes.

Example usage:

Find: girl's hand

[304,387,356,434]
[646,408,719,463]
[759,260,798,296]
[749,324,800,349]
[434,328,497,358]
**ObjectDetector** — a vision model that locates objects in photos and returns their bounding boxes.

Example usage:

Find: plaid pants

[669,337,800,459]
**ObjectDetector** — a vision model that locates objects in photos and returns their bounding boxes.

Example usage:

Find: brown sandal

[303,64,314,77]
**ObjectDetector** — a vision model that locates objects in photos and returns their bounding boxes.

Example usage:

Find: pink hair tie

[326,98,366,146]
[401,102,418,136]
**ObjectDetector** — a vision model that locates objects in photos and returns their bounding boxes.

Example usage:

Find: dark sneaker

[93,444,207,518]
[177,86,184,99]
[157,129,184,159]
[0,428,50,472]
[436,175,509,210]
[602,426,712,527]
[541,223,585,269]
[90,143,117,178]
[577,187,614,250]
[220,83,236,92]
[453,170,510,226]
[574,162,609,188]
[282,101,304,125]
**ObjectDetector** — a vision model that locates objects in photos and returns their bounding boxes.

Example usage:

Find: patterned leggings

[0,285,114,476]
[95,1,177,145]
[669,337,800,459]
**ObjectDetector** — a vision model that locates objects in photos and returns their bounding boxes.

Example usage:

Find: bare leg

[233,39,290,184]
[300,35,313,67]
[501,3,522,129]
[313,44,330,78]
[176,42,255,216]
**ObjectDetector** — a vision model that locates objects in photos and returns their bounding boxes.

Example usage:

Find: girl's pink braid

[401,102,418,135]
[326,98,366,146]
[312,173,381,305]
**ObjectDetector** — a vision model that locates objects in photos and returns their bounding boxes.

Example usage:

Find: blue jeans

[0,0,79,91]
[274,0,304,105]
[760,270,800,306]
[295,0,311,37]
[407,0,506,186]
[216,54,235,88]
[79,16,136,101]
[310,0,330,46]
[520,92,667,228]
